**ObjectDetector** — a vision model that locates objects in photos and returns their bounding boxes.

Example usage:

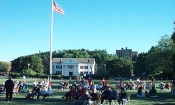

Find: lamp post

[28,64,30,69]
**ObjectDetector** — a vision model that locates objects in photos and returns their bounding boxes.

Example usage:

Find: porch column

[92,65,94,74]
[74,65,78,76]
[62,65,64,75]
[65,65,68,76]
[78,64,80,74]
[73,65,75,76]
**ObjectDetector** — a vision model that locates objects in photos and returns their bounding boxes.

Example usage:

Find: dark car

[113,77,123,80]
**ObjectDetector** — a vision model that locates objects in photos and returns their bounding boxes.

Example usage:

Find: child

[145,91,150,97]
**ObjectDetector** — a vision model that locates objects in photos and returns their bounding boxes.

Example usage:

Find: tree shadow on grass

[129,91,175,104]
[0,96,74,105]
[154,103,175,105]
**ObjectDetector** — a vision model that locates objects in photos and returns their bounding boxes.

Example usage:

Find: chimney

[126,47,127,49]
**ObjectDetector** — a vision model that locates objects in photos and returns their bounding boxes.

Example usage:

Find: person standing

[100,86,111,104]
[117,87,128,105]
[5,77,14,102]
[151,77,155,83]
[136,77,141,89]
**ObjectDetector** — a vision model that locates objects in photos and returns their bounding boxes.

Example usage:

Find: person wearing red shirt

[80,86,86,96]
[88,77,92,86]
[145,91,150,97]
[165,82,170,90]
[62,86,76,101]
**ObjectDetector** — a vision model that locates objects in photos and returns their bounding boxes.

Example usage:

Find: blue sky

[0,0,175,61]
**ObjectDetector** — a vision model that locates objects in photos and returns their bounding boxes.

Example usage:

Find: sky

[0,0,175,62]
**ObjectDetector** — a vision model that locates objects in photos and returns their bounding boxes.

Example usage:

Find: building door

[69,72,73,76]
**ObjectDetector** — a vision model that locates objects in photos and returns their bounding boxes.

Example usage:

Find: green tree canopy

[106,57,132,77]
[11,55,44,73]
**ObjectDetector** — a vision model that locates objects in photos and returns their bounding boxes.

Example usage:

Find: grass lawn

[0,78,174,105]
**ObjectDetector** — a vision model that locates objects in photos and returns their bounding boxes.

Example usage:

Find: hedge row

[9,72,61,79]
[9,72,111,80]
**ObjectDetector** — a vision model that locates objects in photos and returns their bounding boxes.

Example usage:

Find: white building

[52,58,95,76]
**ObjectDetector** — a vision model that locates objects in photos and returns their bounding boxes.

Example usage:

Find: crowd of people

[0,77,29,102]
[25,79,53,100]
[59,77,129,105]
[58,76,175,105]
[1,76,175,105]
[0,79,28,95]
[1,77,53,102]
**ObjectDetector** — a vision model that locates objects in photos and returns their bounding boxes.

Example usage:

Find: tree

[95,69,109,77]
[10,48,133,77]
[171,21,175,43]
[22,69,37,77]
[0,62,11,74]
[147,35,175,78]
[133,52,148,77]
[171,21,175,79]
[28,55,44,73]
[0,62,6,73]
[106,57,132,77]
[11,55,44,73]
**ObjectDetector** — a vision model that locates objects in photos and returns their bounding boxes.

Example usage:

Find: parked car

[130,76,137,80]
[113,77,123,80]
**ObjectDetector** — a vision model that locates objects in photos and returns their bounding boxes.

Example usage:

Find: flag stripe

[53,1,64,14]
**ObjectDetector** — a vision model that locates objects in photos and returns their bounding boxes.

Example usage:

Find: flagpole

[50,0,54,79]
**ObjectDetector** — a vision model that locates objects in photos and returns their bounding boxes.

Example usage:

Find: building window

[84,66,88,69]
[79,72,88,75]
[68,65,74,69]
[80,66,88,69]
[80,66,83,69]
[56,65,62,69]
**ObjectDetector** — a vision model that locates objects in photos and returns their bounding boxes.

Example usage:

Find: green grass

[0,78,174,105]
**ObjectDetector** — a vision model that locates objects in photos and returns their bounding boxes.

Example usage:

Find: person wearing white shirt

[41,85,47,94]
[45,80,49,87]
[46,86,52,94]
[42,86,53,99]
[84,81,89,90]
[136,77,141,89]
[16,81,19,85]
[33,81,38,88]
[14,82,18,88]
[37,85,47,100]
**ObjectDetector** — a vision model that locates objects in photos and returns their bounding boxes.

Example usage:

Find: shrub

[22,69,37,77]
[36,73,45,78]
[91,74,109,80]
[9,72,21,78]
[52,75,62,79]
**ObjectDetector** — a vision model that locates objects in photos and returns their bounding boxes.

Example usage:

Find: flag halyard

[53,1,64,14]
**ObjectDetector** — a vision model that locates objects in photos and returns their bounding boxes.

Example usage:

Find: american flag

[53,1,64,14]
